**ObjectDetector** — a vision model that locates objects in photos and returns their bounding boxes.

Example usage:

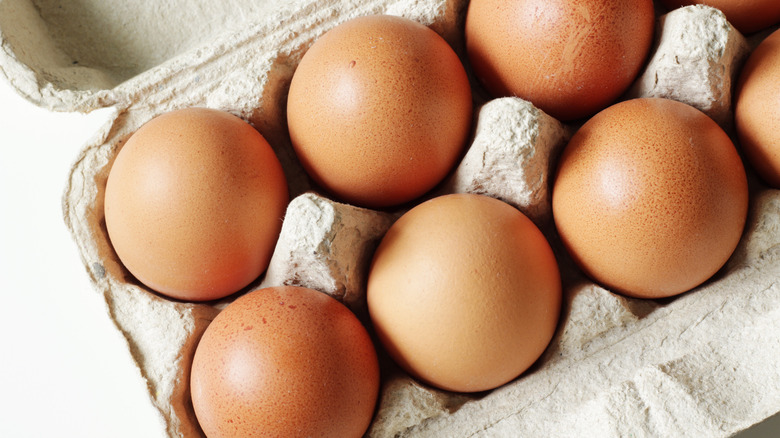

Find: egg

[104,108,289,302]
[190,286,380,438]
[286,15,473,208]
[552,98,749,299]
[660,0,780,34]
[465,0,655,121]
[367,193,561,393]
[735,28,780,187]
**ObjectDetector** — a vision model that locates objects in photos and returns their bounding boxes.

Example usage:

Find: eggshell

[190,286,380,437]
[660,0,780,34]
[286,14,473,208]
[552,98,749,299]
[367,193,561,393]
[104,108,289,302]
[735,28,780,187]
[465,0,654,121]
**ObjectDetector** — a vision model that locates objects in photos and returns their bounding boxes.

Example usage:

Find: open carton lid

[0,0,461,113]
[2,1,779,437]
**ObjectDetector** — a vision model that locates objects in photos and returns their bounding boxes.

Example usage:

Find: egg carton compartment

[1,0,779,436]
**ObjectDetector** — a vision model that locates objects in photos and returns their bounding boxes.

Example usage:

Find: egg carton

[1,1,778,436]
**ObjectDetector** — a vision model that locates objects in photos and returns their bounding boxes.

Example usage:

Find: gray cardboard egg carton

[2,1,778,436]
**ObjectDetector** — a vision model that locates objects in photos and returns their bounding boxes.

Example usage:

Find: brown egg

[552,98,748,299]
[660,0,780,34]
[104,108,289,302]
[465,0,655,121]
[286,15,473,208]
[735,28,780,187]
[190,286,380,438]
[367,194,561,393]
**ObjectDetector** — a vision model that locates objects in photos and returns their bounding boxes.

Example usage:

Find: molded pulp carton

[1,1,778,436]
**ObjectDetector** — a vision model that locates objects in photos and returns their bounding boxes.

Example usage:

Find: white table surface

[0,75,778,438]
[0,78,166,437]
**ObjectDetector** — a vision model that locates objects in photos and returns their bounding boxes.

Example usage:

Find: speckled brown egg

[735,28,780,187]
[660,0,780,34]
[190,286,380,437]
[367,194,561,393]
[104,108,289,302]
[286,14,473,208]
[465,0,655,121]
[552,98,748,299]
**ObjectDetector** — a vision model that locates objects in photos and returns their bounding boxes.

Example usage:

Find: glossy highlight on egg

[465,0,655,121]
[104,108,289,302]
[287,14,473,208]
[190,286,380,438]
[552,98,749,299]
[367,194,562,393]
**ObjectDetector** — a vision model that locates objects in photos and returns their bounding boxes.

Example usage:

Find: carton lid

[0,0,460,113]
[0,1,315,112]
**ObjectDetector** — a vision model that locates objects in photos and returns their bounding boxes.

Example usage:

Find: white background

[0,79,166,437]
[0,75,778,437]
